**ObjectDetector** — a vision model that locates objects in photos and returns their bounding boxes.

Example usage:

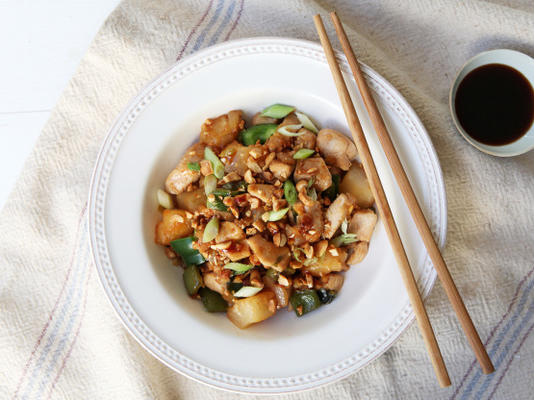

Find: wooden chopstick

[313,14,451,388]
[329,11,495,376]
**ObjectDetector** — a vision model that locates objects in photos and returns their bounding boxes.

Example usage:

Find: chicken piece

[203,272,232,302]
[200,110,244,148]
[297,202,323,242]
[346,241,369,264]
[323,193,355,239]
[303,247,347,277]
[175,188,207,213]
[316,273,345,292]
[165,142,205,194]
[247,184,277,204]
[294,157,332,192]
[155,209,193,245]
[348,209,377,242]
[221,141,252,176]
[215,221,245,243]
[265,113,299,152]
[294,128,316,150]
[247,235,290,271]
[268,159,294,181]
[317,128,357,171]
[251,112,278,125]
[223,240,251,261]
[276,151,296,166]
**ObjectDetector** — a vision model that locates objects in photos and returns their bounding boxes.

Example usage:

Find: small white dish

[449,49,534,157]
[89,37,447,393]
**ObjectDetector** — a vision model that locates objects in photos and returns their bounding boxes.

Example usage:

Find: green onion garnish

[261,104,295,119]
[283,180,298,205]
[331,233,358,247]
[293,148,315,160]
[204,147,225,179]
[261,207,290,222]
[187,162,200,171]
[202,217,219,242]
[278,124,304,137]
[295,111,319,133]
[224,262,254,274]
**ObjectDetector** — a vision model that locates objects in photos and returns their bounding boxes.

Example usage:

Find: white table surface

[0,0,121,211]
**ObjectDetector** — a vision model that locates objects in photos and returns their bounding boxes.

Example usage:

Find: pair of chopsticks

[314,13,495,387]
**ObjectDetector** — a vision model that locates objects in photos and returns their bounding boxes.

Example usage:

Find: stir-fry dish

[155,104,377,329]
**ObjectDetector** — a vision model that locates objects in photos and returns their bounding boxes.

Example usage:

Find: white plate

[89,37,446,394]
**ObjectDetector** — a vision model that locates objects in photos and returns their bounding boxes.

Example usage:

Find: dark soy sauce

[454,63,534,146]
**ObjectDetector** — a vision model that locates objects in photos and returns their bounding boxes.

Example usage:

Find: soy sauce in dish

[454,63,534,146]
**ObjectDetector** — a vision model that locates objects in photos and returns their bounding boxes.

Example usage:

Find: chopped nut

[303,243,314,259]
[252,219,265,232]
[272,198,287,211]
[245,210,252,217]
[222,197,233,206]
[278,274,291,287]
[185,211,193,219]
[263,171,273,180]
[207,194,215,203]
[273,232,288,247]
[289,259,303,270]
[211,241,232,250]
[247,157,262,173]
[305,272,314,288]
[249,197,260,209]
[221,172,241,183]
[274,179,282,187]
[267,222,279,235]
[249,147,263,159]
[314,240,329,258]
[264,152,276,169]
[244,169,255,184]
[246,227,257,236]
[165,247,177,259]
[229,206,240,218]
[200,159,213,176]
[296,180,308,192]
[329,247,339,257]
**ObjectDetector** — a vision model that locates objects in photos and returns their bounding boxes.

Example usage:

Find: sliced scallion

[261,207,289,222]
[206,197,228,211]
[278,124,304,137]
[293,148,315,160]
[157,189,173,209]
[295,111,319,133]
[331,233,358,247]
[204,174,217,195]
[283,180,297,205]
[187,162,200,171]
[233,286,262,298]
[261,104,295,119]
[202,217,219,242]
[239,124,278,145]
[204,147,225,179]
[224,262,253,274]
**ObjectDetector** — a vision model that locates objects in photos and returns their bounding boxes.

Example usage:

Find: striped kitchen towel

[1,0,533,399]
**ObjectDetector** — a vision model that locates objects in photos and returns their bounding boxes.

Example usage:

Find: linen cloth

[1,0,534,398]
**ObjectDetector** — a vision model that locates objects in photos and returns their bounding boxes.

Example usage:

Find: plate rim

[88,36,447,394]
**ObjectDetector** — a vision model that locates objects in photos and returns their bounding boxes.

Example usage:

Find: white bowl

[89,37,447,393]
[449,49,534,157]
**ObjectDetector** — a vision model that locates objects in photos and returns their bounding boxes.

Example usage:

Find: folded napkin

[1,0,533,399]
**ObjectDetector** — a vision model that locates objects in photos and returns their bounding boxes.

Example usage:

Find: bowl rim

[88,36,447,394]
[448,48,534,157]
